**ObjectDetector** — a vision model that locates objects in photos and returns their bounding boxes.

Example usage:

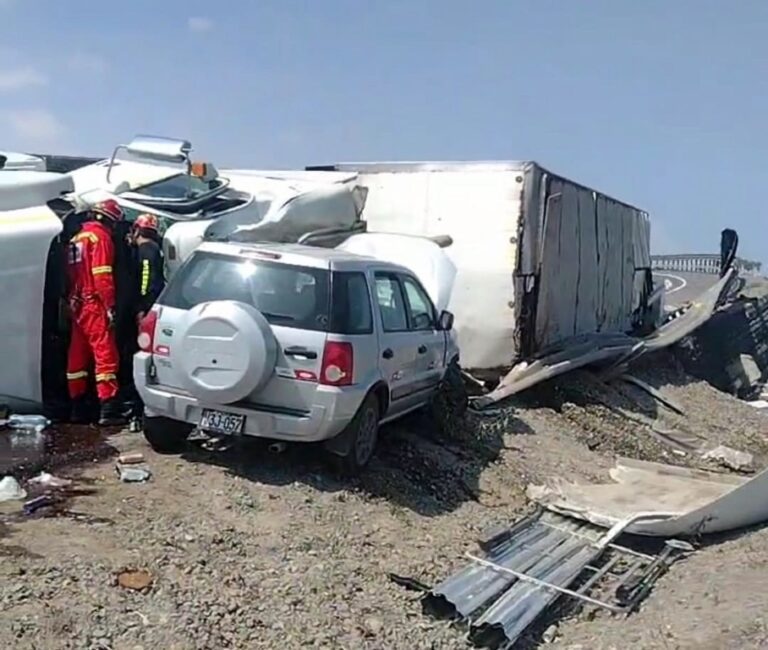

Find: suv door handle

[284,346,318,360]
[382,348,394,360]
[418,345,428,354]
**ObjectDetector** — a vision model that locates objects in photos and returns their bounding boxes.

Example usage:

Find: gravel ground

[1,351,768,649]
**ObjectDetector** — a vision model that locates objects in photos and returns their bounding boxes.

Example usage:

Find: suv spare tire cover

[175,300,278,404]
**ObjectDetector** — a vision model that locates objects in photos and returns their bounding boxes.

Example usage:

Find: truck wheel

[143,417,193,454]
[431,359,469,438]
[331,393,380,477]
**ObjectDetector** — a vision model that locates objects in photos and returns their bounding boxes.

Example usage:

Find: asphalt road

[652,270,720,309]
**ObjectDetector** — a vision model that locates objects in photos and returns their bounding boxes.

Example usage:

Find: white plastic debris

[701,445,754,472]
[7,414,50,433]
[747,400,768,409]
[116,464,152,483]
[0,476,27,502]
[28,472,73,489]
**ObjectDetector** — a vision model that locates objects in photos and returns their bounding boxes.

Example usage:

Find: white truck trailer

[308,162,652,371]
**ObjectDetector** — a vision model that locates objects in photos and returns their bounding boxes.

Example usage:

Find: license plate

[199,409,245,435]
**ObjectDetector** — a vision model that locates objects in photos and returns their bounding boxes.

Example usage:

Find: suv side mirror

[438,310,454,331]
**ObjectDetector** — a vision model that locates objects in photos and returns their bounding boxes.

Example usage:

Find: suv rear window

[330,271,373,335]
[161,252,331,331]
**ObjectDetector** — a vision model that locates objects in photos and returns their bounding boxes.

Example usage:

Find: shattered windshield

[132,173,224,201]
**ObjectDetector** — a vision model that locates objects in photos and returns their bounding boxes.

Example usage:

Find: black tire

[332,393,380,477]
[431,359,469,438]
[143,416,193,454]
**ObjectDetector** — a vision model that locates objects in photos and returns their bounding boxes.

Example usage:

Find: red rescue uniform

[66,220,120,402]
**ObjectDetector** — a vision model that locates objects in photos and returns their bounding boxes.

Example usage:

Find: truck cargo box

[308,161,652,371]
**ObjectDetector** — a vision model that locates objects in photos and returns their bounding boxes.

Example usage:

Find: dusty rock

[117,569,154,591]
[702,444,754,472]
[543,623,560,643]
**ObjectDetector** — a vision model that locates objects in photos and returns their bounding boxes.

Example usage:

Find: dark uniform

[121,214,165,423]
[136,238,165,315]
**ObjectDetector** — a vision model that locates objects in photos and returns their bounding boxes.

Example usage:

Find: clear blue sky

[1,1,766,263]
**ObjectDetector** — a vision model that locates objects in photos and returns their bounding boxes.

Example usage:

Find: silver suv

[133,241,463,474]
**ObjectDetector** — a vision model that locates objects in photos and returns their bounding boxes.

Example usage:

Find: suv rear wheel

[143,417,193,454]
[331,393,380,476]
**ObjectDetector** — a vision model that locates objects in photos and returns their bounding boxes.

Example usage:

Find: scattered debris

[418,510,692,649]
[617,373,686,416]
[23,494,54,515]
[5,414,51,433]
[474,267,738,408]
[27,472,73,489]
[0,476,26,502]
[118,452,145,465]
[542,624,559,644]
[677,281,768,399]
[701,444,754,473]
[747,399,768,409]
[387,573,432,593]
[116,463,152,483]
[117,568,153,591]
[528,457,768,537]
[361,616,384,638]
[601,403,703,453]
[471,333,640,409]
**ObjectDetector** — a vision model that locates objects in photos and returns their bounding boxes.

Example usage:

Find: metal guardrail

[651,254,762,275]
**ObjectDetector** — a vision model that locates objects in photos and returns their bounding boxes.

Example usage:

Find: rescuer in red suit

[66,199,127,426]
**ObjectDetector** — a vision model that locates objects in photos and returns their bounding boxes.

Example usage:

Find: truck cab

[67,136,368,278]
[0,172,71,413]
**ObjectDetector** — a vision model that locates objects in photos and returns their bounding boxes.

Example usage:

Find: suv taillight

[320,341,353,386]
[137,310,158,353]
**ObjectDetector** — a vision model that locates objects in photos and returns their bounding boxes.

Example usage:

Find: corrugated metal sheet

[423,511,605,648]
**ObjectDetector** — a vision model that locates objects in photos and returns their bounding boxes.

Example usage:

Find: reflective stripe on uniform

[92,265,113,275]
[141,259,150,296]
[95,373,116,382]
[73,232,99,244]
[66,371,89,380]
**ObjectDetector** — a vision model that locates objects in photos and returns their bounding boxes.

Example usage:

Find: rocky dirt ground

[1,351,768,649]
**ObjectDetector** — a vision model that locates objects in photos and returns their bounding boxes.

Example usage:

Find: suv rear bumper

[133,353,367,442]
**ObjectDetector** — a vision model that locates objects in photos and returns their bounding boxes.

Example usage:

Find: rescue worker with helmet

[131,213,165,322]
[120,213,166,430]
[66,199,127,426]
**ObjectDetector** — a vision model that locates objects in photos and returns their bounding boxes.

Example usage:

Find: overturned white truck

[1,137,653,414]
[308,162,653,372]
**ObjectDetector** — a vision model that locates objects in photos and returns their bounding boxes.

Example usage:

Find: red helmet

[134,213,159,233]
[92,199,124,223]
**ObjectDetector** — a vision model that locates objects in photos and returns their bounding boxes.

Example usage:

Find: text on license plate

[200,409,245,435]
